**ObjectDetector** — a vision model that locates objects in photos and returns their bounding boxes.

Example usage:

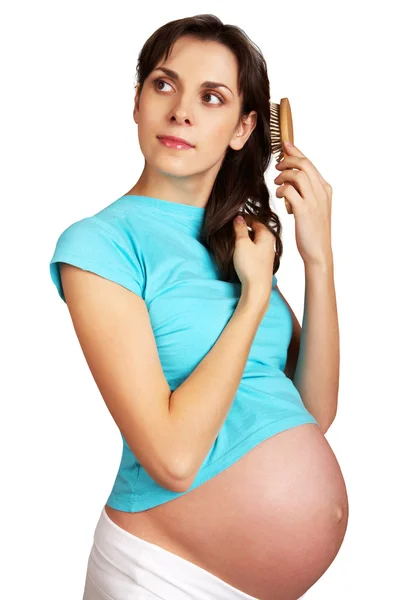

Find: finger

[281,141,320,175]
[274,169,314,201]
[279,142,328,188]
[244,215,274,245]
[234,216,250,239]
[276,183,302,212]
[276,156,326,194]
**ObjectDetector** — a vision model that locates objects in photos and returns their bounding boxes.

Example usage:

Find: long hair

[135,14,283,283]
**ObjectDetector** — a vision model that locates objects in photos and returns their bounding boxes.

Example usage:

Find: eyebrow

[152,67,234,96]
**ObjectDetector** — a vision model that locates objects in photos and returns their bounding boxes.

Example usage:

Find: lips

[157,135,194,148]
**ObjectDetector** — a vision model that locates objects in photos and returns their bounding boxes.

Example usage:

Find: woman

[49,14,349,600]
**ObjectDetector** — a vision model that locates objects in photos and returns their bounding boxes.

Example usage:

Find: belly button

[334,505,345,523]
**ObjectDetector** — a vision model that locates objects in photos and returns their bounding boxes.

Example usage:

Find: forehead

[154,36,239,94]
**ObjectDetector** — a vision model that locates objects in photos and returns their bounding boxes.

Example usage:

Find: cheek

[200,120,234,156]
[206,139,232,164]
[136,108,161,152]
[209,118,232,140]
[209,111,241,150]
[137,107,159,133]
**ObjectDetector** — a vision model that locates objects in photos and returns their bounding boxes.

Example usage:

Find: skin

[125,35,257,206]
[104,36,348,600]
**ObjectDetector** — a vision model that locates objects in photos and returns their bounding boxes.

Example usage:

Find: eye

[202,91,224,105]
[151,78,224,105]
[152,78,174,93]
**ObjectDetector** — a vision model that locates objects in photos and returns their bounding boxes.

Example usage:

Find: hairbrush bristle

[269,100,284,162]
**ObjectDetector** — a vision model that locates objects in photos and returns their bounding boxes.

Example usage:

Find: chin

[150,153,198,175]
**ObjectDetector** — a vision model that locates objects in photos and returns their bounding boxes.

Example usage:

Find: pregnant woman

[49,14,348,600]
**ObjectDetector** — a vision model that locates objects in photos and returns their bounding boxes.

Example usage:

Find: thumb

[234,215,249,237]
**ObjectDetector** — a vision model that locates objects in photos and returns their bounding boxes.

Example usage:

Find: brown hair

[135,14,283,283]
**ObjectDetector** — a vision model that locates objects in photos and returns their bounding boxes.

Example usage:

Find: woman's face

[133,35,257,183]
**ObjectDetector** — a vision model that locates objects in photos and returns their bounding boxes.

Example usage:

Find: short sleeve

[49,216,145,303]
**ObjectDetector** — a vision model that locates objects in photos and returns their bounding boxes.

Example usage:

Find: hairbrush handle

[270,97,294,215]
[279,98,294,215]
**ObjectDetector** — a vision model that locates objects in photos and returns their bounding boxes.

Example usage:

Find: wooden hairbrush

[269,97,294,215]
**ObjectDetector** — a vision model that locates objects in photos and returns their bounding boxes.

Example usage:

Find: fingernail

[235,216,245,224]
[284,139,293,147]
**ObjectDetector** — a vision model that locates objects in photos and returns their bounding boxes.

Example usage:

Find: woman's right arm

[168,215,276,490]
[59,215,275,494]
[168,286,271,490]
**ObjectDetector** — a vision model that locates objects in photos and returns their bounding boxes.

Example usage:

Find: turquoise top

[49,194,318,512]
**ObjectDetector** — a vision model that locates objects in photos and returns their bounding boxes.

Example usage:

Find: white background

[2,1,399,598]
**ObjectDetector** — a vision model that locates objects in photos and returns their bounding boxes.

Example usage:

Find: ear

[229,111,257,151]
[133,84,141,125]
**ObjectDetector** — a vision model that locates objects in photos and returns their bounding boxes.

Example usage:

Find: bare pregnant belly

[105,423,349,600]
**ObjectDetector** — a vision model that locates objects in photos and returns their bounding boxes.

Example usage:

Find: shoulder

[52,196,147,254]
[49,202,146,303]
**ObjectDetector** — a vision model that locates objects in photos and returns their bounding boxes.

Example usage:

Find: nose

[169,97,193,125]
[170,111,191,125]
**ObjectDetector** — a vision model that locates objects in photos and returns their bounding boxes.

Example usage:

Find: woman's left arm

[277,263,339,434]
[293,259,339,433]
[273,140,339,433]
